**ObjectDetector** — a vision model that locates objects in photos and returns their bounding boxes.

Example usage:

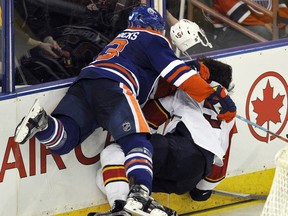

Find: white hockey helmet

[170,19,212,54]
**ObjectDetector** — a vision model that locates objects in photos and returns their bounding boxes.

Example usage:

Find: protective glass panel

[166,0,288,57]
[14,0,140,86]
[0,2,2,90]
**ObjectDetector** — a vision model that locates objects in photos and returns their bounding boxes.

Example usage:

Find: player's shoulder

[124,28,171,44]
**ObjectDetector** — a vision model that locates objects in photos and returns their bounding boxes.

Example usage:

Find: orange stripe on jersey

[166,65,191,83]
[94,62,138,89]
[122,84,150,133]
[102,165,128,186]
[179,74,214,102]
[124,158,153,170]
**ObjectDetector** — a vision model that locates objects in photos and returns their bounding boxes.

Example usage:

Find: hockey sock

[36,115,80,155]
[36,116,66,149]
[117,134,153,194]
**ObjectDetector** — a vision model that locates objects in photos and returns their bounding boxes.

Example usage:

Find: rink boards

[0,39,287,216]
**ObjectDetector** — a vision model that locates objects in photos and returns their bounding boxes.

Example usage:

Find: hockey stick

[236,114,288,143]
[212,189,267,200]
[179,190,266,216]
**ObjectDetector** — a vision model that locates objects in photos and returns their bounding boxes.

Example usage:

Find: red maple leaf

[252,80,284,126]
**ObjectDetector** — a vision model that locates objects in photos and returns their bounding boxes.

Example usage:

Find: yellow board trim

[55,168,275,216]
[192,200,266,216]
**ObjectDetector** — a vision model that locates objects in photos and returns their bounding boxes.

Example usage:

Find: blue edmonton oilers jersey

[79,28,195,104]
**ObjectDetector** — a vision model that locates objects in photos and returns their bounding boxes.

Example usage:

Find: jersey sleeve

[151,77,177,99]
[213,0,252,24]
[142,99,171,130]
[179,74,214,102]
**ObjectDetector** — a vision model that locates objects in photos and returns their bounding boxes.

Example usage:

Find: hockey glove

[189,187,212,201]
[207,85,236,123]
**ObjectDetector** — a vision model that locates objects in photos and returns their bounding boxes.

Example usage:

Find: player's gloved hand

[189,187,212,201]
[207,85,236,123]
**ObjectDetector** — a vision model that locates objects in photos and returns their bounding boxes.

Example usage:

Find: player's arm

[162,60,236,123]
[152,77,177,99]
[178,72,214,102]
[142,99,171,130]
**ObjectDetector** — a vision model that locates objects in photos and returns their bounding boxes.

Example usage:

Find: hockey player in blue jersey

[14,5,236,216]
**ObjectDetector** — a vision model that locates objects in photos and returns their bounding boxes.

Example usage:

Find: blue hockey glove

[207,85,236,123]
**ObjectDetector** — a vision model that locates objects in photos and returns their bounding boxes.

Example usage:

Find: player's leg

[14,99,80,153]
[117,134,176,216]
[14,80,99,155]
[93,140,177,216]
[152,122,214,195]
[90,144,130,216]
[95,82,177,216]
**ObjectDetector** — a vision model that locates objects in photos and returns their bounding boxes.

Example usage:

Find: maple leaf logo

[252,80,284,126]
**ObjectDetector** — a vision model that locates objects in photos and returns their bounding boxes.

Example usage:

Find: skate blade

[150,209,168,216]
[87,210,131,216]
[14,99,41,143]
[124,199,167,216]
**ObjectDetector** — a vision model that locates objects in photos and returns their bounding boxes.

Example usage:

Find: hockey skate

[14,99,48,144]
[124,185,177,216]
[88,200,131,216]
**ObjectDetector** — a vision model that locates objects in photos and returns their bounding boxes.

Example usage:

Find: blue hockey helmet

[128,6,165,32]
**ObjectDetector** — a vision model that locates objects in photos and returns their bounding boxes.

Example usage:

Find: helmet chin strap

[198,30,213,49]
[200,36,213,49]
[183,51,193,60]
[182,33,213,59]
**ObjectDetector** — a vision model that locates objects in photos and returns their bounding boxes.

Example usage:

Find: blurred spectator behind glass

[14,0,62,59]
[13,0,141,85]
[211,0,288,49]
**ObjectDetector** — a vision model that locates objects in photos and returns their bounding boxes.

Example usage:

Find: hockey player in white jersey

[88,20,236,216]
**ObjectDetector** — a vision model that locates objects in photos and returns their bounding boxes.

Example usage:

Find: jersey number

[96,39,128,61]
[203,100,222,129]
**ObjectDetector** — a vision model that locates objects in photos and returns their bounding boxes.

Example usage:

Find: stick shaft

[212,189,267,200]
[236,114,288,143]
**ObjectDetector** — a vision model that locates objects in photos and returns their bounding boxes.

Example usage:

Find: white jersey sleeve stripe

[160,59,184,77]
[173,70,197,87]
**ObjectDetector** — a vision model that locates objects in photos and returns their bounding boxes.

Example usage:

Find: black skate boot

[124,184,177,216]
[14,99,48,144]
[88,200,131,216]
